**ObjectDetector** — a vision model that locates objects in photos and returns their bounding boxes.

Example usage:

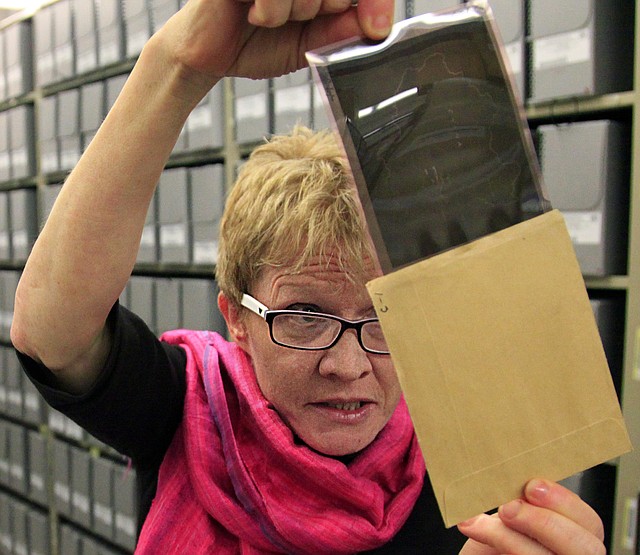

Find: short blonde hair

[216,126,373,306]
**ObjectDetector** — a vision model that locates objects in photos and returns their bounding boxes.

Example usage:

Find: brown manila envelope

[366,209,632,527]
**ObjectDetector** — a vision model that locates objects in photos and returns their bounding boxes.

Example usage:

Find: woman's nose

[318,329,373,381]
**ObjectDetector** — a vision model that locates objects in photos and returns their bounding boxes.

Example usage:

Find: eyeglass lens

[271,313,388,352]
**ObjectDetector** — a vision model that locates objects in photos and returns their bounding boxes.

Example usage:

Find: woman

[11,0,606,553]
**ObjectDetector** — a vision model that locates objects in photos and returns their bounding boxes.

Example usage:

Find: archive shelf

[0,1,639,554]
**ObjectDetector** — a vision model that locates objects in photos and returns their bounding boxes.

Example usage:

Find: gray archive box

[181,279,223,332]
[53,439,72,517]
[155,277,181,332]
[5,350,23,419]
[591,297,625,400]
[150,0,180,32]
[0,349,7,413]
[80,81,105,150]
[28,431,48,506]
[4,21,32,98]
[98,0,126,66]
[9,106,36,180]
[58,88,82,170]
[0,111,10,182]
[272,69,312,134]
[0,31,5,100]
[127,276,155,329]
[137,193,158,263]
[0,423,8,486]
[537,120,629,276]
[113,466,138,550]
[33,6,55,86]
[39,94,60,174]
[74,0,99,74]
[189,164,224,264]
[53,0,74,81]
[234,78,269,143]
[124,0,152,58]
[412,0,461,16]
[92,457,115,541]
[59,523,83,555]
[106,74,129,112]
[27,510,50,555]
[9,188,37,261]
[186,84,224,150]
[0,493,10,554]
[8,424,27,495]
[490,0,524,100]
[158,167,189,263]
[42,183,63,222]
[70,447,93,529]
[529,0,634,102]
[0,193,9,259]
[12,501,28,555]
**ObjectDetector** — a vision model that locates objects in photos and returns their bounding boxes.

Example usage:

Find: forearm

[11,33,216,389]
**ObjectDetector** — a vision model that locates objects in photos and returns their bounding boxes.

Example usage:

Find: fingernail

[369,14,391,36]
[458,515,479,527]
[526,479,549,502]
[500,500,522,519]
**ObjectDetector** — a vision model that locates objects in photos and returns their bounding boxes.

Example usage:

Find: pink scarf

[136,330,425,554]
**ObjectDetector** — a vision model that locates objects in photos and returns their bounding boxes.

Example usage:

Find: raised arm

[10,0,394,394]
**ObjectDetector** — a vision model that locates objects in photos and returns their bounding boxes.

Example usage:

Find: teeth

[330,402,362,411]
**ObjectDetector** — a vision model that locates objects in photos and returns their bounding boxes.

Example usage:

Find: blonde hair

[216,126,373,306]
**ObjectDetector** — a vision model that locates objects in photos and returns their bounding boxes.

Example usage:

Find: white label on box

[76,49,98,73]
[73,492,90,514]
[534,29,591,70]
[116,513,136,536]
[188,104,213,132]
[101,42,120,65]
[0,232,9,251]
[10,463,24,482]
[160,223,186,247]
[8,390,22,409]
[0,385,6,404]
[275,84,311,114]
[562,211,602,245]
[128,30,150,56]
[77,50,98,73]
[38,52,54,73]
[55,43,74,67]
[94,502,113,526]
[55,482,70,503]
[140,224,155,247]
[41,151,59,173]
[31,473,44,491]
[0,152,9,172]
[193,240,218,264]
[12,230,28,249]
[6,65,22,92]
[505,41,523,75]
[12,149,28,175]
[25,391,39,413]
[236,93,267,121]
[61,147,81,169]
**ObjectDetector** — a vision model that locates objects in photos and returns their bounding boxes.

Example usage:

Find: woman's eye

[287,303,322,313]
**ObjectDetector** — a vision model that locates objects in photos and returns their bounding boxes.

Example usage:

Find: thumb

[356,0,394,40]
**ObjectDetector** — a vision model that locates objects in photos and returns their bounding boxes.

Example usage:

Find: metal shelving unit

[0,1,639,553]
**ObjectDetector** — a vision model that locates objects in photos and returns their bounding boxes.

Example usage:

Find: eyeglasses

[240,293,390,355]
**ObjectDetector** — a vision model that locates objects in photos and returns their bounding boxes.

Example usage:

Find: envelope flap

[441,418,629,527]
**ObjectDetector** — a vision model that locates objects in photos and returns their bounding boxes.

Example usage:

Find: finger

[458,513,552,555]
[247,0,294,27]
[355,0,394,40]
[290,0,324,21]
[524,479,605,540]
[498,498,606,555]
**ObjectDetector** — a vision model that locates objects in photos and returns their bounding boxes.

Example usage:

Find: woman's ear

[218,291,249,347]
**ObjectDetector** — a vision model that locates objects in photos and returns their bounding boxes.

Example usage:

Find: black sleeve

[15,303,187,470]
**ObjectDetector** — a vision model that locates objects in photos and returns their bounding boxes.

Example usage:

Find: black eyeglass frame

[240,293,390,355]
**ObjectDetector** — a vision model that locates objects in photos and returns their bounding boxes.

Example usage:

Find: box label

[562,211,602,245]
[534,29,591,70]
